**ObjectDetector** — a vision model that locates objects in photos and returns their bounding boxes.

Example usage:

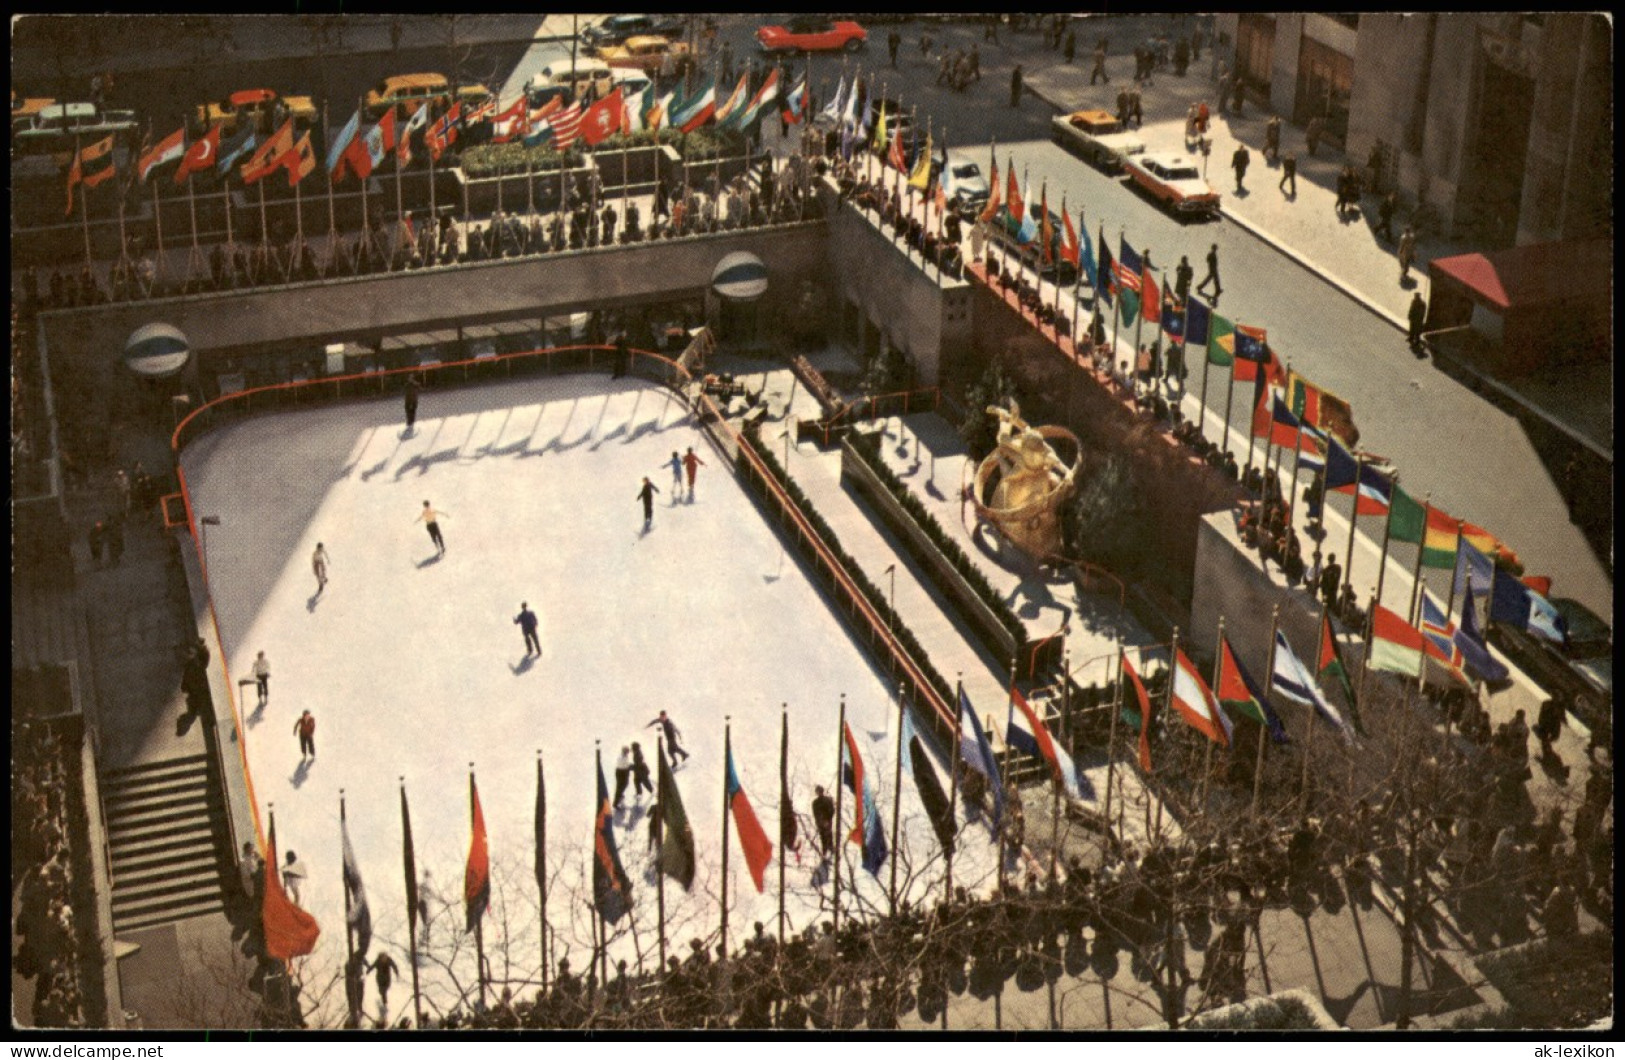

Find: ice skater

[646,710,690,766]
[282,849,308,905]
[252,651,271,706]
[369,950,400,1021]
[312,542,331,592]
[294,709,317,760]
[812,786,835,860]
[666,451,683,494]
[614,746,633,808]
[415,500,448,555]
[630,742,654,799]
[682,447,706,499]
[403,376,420,432]
[514,602,542,656]
[636,477,660,530]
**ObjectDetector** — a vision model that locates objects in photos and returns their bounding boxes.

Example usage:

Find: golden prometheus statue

[970,400,1081,560]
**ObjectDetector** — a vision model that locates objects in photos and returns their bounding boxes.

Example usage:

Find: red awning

[1429,240,1611,312]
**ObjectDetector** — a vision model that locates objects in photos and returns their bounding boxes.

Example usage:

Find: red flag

[581,87,625,146]
[464,775,490,931]
[978,156,1001,224]
[1039,185,1054,265]
[1060,206,1081,267]
[888,121,906,173]
[138,125,187,183]
[340,127,376,183]
[1006,162,1024,224]
[1520,575,1553,597]
[276,131,317,188]
[725,745,773,892]
[241,119,294,185]
[173,124,221,185]
[1123,653,1155,772]
[1141,266,1159,322]
[262,818,320,960]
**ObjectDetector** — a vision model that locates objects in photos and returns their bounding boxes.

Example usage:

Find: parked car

[12,100,139,155]
[195,88,316,137]
[581,14,686,51]
[757,16,867,54]
[1051,108,1145,170]
[1123,151,1220,216]
[10,92,56,135]
[1488,596,1611,735]
[365,73,493,121]
[937,155,989,209]
[863,97,911,150]
[525,58,616,107]
[597,35,693,76]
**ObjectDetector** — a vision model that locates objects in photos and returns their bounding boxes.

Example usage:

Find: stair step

[103,755,210,785]
[105,804,218,835]
[116,898,228,933]
[106,814,219,850]
[104,789,212,823]
[111,874,224,909]
[112,852,223,892]
[111,829,221,867]
[103,775,213,807]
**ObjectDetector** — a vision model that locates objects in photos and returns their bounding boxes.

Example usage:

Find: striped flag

[841,721,888,876]
[725,743,773,892]
[957,687,1004,825]
[1216,633,1289,744]
[1007,687,1093,800]
[1170,648,1232,747]
[1368,604,1426,678]
[138,125,187,183]
[1122,652,1155,771]
[1273,630,1356,740]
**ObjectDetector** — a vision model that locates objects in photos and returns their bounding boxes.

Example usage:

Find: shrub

[461,141,586,178]
[1062,451,1144,577]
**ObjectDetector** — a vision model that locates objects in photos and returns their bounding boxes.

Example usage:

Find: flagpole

[1198,313,1212,444]
[1105,652,1121,846]
[721,718,732,960]
[655,735,667,975]
[945,678,963,904]
[1342,453,1364,605]
[394,128,405,267]
[1221,358,1236,459]
[324,103,338,277]
[832,694,846,933]
[999,656,1017,894]
[778,705,789,949]
[1374,470,1399,612]
[185,168,202,287]
[399,780,423,1029]
[339,791,358,1026]
[1110,228,1124,380]
[888,681,905,915]
[288,171,303,282]
[1049,699,1062,882]
[1287,412,1306,533]
[1157,628,1179,838]
[1203,620,1226,811]
[536,752,548,994]
[151,179,164,290]
[1241,326,1260,473]
[469,765,486,1011]
[1256,606,1281,814]
[1441,521,1465,628]
[1408,494,1433,623]
[76,135,95,268]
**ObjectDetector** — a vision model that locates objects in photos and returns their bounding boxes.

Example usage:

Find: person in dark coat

[403,376,419,430]
[1407,292,1428,350]
[1231,145,1250,192]
[1535,698,1565,751]
[514,602,542,656]
[636,477,660,529]
[646,709,690,764]
[1010,65,1023,107]
[812,785,836,858]
[630,742,654,798]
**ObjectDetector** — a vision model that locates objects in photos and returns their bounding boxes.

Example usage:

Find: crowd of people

[12,712,92,1028]
[836,162,966,280]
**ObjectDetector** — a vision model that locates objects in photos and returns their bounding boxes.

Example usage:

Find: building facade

[1216,12,1611,248]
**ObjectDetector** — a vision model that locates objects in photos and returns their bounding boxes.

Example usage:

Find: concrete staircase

[102,754,232,932]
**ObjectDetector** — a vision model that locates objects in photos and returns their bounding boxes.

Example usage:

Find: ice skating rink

[181,371,995,1022]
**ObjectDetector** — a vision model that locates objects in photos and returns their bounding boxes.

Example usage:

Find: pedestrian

[1116,88,1131,125]
[612,332,630,379]
[1305,115,1324,157]
[370,950,400,1015]
[1010,65,1023,108]
[647,709,690,765]
[1174,36,1190,76]
[919,29,933,57]
[812,785,836,858]
[1217,73,1232,112]
[1231,76,1245,115]
[636,476,660,529]
[88,519,106,567]
[1196,243,1222,299]
[1264,115,1281,162]
[666,451,683,493]
[682,446,706,498]
[403,376,419,431]
[113,468,131,515]
[1397,225,1417,283]
[1535,698,1565,751]
[282,849,308,905]
[887,28,900,67]
[1175,256,1193,302]
[1407,292,1428,350]
[294,710,316,760]
[1279,151,1297,196]
[514,602,542,656]
[1376,191,1398,242]
[630,742,654,798]
[415,500,447,555]
[969,43,981,82]
[253,651,270,706]
[312,542,331,592]
[1319,557,1342,610]
[1129,88,1143,128]
[1091,42,1109,84]
[1063,30,1076,63]
[1231,144,1250,192]
[238,840,264,907]
[614,746,633,808]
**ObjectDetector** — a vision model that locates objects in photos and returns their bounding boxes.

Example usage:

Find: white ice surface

[181,372,999,1025]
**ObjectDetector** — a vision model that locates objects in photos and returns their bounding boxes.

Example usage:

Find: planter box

[450,161,595,218]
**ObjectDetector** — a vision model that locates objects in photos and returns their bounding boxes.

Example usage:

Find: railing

[805,386,942,448]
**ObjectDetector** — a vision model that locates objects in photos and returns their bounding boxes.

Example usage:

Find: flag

[1316,614,1360,724]
[1461,522,1521,573]
[908,131,933,190]
[901,708,955,855]
[1453,537,1495,603]
[241,119,294,185]
[277,131,317,188]
[1286,371,1358,445]
[1419,593,1469,682]
[1006,163,1024,225]
[1325,441,1393,515]
[888,119,907,173]
[490,96,528,143]
[1122,653,1155,771]
[672,76,716,133]
[549,101,585,150]
[340,813,372,958]
[593,756,632,922]
[426,104,461,161]
[1141,265,1159,322]
[1097,228,1115,306]
[739,67,782,128]
[462,98,497,128]
[464,776,490,931]
[1207,311,1235,366]
[1386,483,1427,546]
[398,103,430,165]
[1456,592,1510,683]
[1161,294,1185,343]
[957,687,1004,825]
[1490,575,1567,645]
[173,124,220,185]
[1007,687,1093,800]
[1273,630,1357,740]
[521,98,564,146]
[1368,604,1426,678]
[657,744,696,890]
[820,77,845,124]
[581,87,625,146]
[1059,198,1080,268]
[65,135,117,216]
[1521,575,1553,597]
[359,108,397,179]
[1117,236,1142,278]
[216,124,257,177]
[1217,634,1288,744]
[326,108,363,181]
[841,722,888,876]
[1185,297,1212,348]
[643,88,668,133]
[1251,387,1304,449]
[725,745,774,892]
[782,76,808,125]
[845,77,864,133]
[1233,322,1267,361]
[533,757,547,900]
[714,72,750,128]
[1171,648,1232,746]
[138,126,187,183]
[871,99,889,152]
[977,155,1001,223]
[401,786,419,933]
[263,817,320,960]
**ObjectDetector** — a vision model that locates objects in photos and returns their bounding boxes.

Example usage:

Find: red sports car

[757,16,867,54]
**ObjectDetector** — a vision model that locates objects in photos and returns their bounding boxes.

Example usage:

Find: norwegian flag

[426,104,461,162]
